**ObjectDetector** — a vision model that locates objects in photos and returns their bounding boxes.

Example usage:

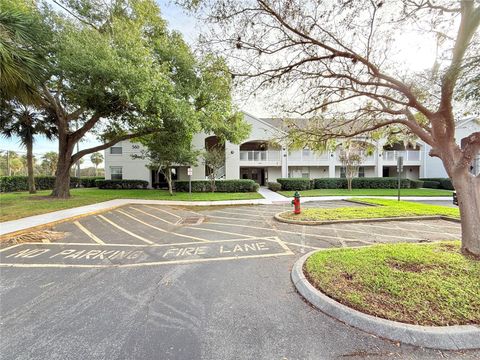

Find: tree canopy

[8,0,249,197]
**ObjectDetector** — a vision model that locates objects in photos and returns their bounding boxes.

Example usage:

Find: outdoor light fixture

[230,150,234,154]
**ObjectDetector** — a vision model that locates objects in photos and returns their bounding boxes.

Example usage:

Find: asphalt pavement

[1,201,477,360]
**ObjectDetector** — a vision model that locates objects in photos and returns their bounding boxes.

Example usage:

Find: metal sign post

[397,156,404,201]
[187,167,193,197]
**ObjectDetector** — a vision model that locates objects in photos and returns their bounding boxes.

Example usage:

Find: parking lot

[1,201,475,359]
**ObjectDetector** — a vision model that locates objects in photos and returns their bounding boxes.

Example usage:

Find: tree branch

[71,130,156,164]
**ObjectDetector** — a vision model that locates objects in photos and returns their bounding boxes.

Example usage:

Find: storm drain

[178,217,204,226]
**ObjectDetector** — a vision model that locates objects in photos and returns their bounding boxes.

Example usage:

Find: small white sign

[187,168,193,176]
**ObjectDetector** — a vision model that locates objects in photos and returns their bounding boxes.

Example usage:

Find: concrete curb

[291,251,480,350]
[274,212,461,226]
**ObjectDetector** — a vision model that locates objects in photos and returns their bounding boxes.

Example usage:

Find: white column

[225,141,240,180]
[281,144,288,178]
[191,133,206,180]
[376,141,385,177]
[328,151,336,178]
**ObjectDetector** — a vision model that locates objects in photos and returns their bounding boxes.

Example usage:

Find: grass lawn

[304,241,480,326]
[0,188,262,222]
[280,198,459,221]
[279,188,453,197]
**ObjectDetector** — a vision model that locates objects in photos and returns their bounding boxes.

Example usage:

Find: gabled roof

[456,116,480,128]
[242,111,287,133]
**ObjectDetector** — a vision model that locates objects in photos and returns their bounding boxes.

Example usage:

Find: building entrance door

[241,168,265,185]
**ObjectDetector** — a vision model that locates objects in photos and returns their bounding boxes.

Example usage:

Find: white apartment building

[105,113,480,186]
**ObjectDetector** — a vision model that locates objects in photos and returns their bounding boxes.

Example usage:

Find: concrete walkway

[257,186,288,203]
[0,195,453,237]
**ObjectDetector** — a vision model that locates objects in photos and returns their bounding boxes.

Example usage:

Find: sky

[1,1,199,166]
[1,0,439,166]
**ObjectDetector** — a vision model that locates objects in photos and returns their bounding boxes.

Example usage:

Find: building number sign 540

[132,144,140,150]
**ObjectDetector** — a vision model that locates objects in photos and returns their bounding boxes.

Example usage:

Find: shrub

[313,178,347,189]
[0,176,86,192]
[95,179,148,189]
[421,180,441,189]
[174,179,258,192]
[78,177,104,188]
[420,178,454,190]
[313,177,411,189]
[409,179,424,189]
[267,182,282,192]
[440,178,454,190]
[277,178,311,190]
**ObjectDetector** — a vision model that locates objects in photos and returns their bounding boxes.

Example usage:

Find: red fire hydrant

[292,191,301,214]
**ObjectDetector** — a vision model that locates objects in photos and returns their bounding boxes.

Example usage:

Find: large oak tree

[185,0,480,256]
[28,0,247,198]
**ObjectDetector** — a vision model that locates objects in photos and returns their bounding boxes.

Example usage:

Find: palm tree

[41,151,58,176]
[0,103,55,193]
[0,1,46,103]
[90,152,104,176]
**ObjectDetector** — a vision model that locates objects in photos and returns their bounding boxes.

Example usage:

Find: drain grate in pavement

[179,217,204,226]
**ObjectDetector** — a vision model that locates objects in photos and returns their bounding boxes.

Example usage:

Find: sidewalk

[257,187,289,203]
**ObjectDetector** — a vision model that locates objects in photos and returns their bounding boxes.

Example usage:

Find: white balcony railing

[239,150,281,163]
[288,150,328,164]
[384,150,421,162]
[335,151,376,165]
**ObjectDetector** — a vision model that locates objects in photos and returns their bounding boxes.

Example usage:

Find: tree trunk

[26,139,36,194]
[347,177,352,191]
[166,168,173,195]
[51,138,74,198]
[451,171,480,257]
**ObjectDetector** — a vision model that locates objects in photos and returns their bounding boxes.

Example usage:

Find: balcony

[239,150,281,166]
[383,150,421,164]
[288,150,329,165]
[335,151,376,165]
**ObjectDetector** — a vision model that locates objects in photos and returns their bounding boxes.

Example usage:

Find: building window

[340,167,346,178]
[110,146,122,155]
[358,166,365,178]
[301,167,310,178]
[110,166,123,180]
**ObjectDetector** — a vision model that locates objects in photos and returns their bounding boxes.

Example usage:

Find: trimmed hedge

[277,178,312,190]
[78,177,104,188]
[267,182,282,192]
[174,179,259,192]
[313,177,411,189]
[95,179,148,189]
[409,180,424,189]
[420,178,454,190]
[420,180,441,189]
[0,176,103,192]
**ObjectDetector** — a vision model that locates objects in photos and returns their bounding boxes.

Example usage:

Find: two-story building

[104,112,480,186]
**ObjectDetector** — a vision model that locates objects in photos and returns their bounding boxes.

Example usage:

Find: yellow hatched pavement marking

[129,207,175,225]
[97,214,154,245]
[143,205,182,220]
[116,209,209,243]
[73,221,105,244]
[183,226,255,239]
